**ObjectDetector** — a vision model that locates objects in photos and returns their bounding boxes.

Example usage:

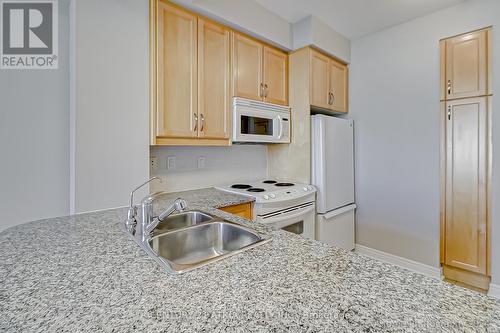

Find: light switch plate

[197,156,206,169]
[167,156,176,170]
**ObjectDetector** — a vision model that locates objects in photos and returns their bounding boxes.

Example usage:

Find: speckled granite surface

[1,188,499,332]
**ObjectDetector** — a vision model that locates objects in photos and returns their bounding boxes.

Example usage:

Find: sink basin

[153,211,214,235]
[148,221,270,273]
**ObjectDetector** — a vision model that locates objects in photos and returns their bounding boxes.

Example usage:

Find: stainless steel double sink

[143,211,270,274]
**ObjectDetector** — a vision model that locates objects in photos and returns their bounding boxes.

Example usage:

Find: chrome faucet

[125,177,162,234]
[139,196,187,242]
[125,179,188,243]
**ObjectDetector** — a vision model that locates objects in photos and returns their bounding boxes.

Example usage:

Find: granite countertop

[1,188,499,332]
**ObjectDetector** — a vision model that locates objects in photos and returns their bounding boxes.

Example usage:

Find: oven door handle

[260,205,315,227]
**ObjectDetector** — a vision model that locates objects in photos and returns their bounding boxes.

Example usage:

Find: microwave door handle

[277,115,283,139]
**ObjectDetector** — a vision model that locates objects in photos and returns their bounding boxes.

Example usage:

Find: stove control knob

[303,187,308,191]
[308,186,314,191]
[269,194,276,199]
[263,195,269,200]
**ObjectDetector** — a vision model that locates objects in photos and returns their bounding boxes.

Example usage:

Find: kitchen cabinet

[310,49,348,113]
[197,18,231,140]
[310,51,330,109]
[151,1,230,146]
[440,27,492,291]
[232,33,263,102]
[219,203,253,220]
[263,46,288,105]
[155,2,197,140]
[151,1,290,145]
[233,33,288,105]
[329,60,348,113]
[443,29,490,100]
[444,97,488,275]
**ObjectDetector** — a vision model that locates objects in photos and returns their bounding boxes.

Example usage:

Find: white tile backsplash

[150,145,268,193]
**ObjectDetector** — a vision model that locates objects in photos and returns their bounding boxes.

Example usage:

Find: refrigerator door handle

[323,204,357,219]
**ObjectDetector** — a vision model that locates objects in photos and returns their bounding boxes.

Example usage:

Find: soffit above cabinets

[254,0,469,39]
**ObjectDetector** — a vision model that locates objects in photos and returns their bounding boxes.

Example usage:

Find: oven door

[233,106,290,143]
[256,202,315,239]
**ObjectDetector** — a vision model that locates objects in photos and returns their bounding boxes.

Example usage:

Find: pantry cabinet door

[157,2,197,138]
[198,18,231,139]
[263,46,288,106]
[310,50,330,110]
[445,30,487,100]
[445,97,487,274]
[329,59,348,113]
[232,33,263,101]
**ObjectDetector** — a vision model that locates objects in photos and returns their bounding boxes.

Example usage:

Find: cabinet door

[329,59,348,113]
[446,30,487,100]
[219,203,253,220]
[263,46,288,105]
[198,19,231,139]
[157,2,197,138]
[445,97,487,274]
[310,50,330,109]
[232,33,263,101]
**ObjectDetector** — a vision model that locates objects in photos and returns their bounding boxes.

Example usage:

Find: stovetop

[215,180,316,204]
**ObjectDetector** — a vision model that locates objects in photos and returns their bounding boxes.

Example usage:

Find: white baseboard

[489,284,500,299]
[355,244,441,280]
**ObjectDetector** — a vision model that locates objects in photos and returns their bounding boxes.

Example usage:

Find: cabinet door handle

[447,106,451,120]
[193,113,198,131]
[200,114,205,132]
[264,84,268,98]
[260,83,264,97]
[447,80,452,95]
[328,92,333,105]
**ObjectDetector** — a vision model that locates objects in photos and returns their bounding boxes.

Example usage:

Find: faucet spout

[143,198,188,237]
[158,198,188,221]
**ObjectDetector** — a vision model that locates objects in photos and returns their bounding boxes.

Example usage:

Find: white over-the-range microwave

[232,97,291,144]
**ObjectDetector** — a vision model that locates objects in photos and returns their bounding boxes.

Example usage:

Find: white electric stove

[216,180,317,239]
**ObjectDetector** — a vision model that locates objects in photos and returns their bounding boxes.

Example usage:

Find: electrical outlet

[197,156,206,169]
[150,157,158,171]
[167,156,176,170]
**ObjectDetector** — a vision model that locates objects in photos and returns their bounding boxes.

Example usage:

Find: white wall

[350,0,500,283]
[150,146,268,193]
[172,0,291,49]
[293,15,351,63]
[0,1,70,231]
[73,0,150,212]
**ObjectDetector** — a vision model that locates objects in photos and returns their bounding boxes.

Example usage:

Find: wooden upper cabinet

[233,33,289,105]
[310,50,330,109]
[310,49,348,113]
[151,1,290,145]
[156,2,197,138]
[263,46,288,105]
[445,30,488,100]
[232,33,263,101]
[329,59,348,113]
[198,18,231,140]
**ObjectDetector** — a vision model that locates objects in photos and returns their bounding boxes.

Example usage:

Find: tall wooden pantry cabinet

[440,27,493,290]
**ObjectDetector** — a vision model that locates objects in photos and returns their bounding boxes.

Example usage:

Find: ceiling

[254,0,469,39]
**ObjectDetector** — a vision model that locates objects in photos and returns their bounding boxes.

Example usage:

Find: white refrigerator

[311,114,356,250]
